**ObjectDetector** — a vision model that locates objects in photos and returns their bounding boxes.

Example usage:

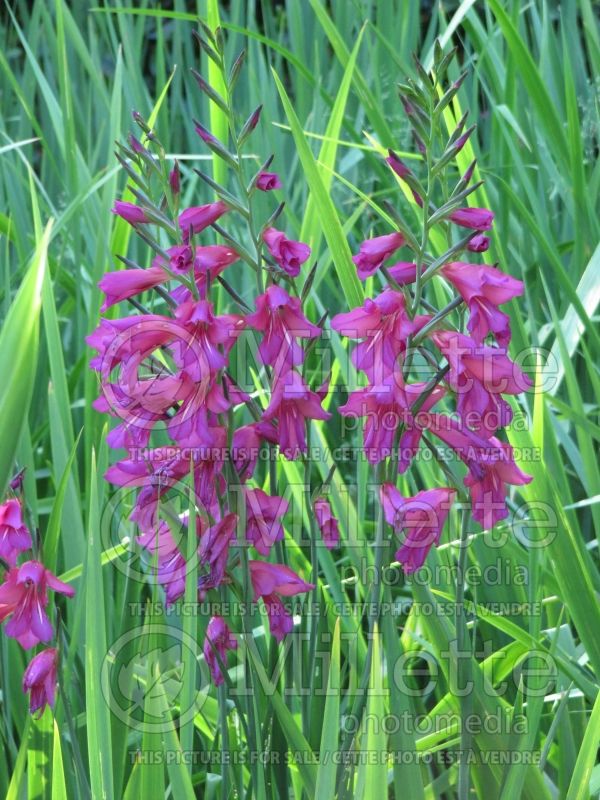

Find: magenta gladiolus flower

[262,370,331,459]
[440,262,523,345]
[153,243,239,278]
[427,414,532,529]
[198,513,238,591]
[381,483,455,572]
[246,285,321,368]
[249,561,314,641]
[338,374,445,465]
[244,488,288,555]
[352,232,405,280]
[22,647,58,716]
[386,261,419,285]
[262,227,311,277]
[463,438,533,529]
[432,331,532,436]
[204,616,237,686]
[314,498,339,549]
[0,499,32,565]
[467,233,490,252]
[112,200,149,225]
[231,422,279,482]
[156,244,196,275]
[175,299,245,373]
[256,172,282,191]
[104,450,189,489]
[0,561,75,649]
[98,267,169,311]
[449,207,494,230]
[133,492,200,605]
[331,290,429,383]
[86,314,181,373]
[159,244,239,300]
[178,200,228,237]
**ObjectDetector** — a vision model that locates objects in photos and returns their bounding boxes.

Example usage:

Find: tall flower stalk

[87,24,335,784]
[331,46,532,790]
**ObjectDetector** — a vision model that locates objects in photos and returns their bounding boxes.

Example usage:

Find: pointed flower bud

[256,172,282,192]
[112,200,149,225]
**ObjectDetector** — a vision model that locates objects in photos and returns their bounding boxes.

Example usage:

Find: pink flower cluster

[89,111,337,683]
[331,146,532,571]
[0,494,74,715]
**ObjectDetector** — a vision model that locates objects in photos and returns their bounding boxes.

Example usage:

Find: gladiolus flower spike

[87,38,322,695]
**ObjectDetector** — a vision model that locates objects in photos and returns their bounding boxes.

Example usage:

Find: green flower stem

[455,507,473,799]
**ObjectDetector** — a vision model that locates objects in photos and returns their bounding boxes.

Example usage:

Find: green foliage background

[0,1,598,798]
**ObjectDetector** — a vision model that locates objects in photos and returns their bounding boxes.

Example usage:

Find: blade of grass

[0,220,50,496]
[271,69,363,310]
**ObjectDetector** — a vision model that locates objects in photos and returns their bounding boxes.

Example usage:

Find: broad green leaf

[566,689,600,800]
[315,618,341,796]
[0,220,50,496]
[84,451,114,800]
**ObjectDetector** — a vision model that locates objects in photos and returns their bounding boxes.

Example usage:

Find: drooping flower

[249,561,314,642]
[262,369,331,459]
[463,438,533,529]
[381,484,455,572]
[440,263,523,346]
[104,449,190,490]
[87,314,182,374]
[204,616,237,686]
[448,207,494,231]
[338,373,445,466]
[352,232,405,280]
[166,382,229,448]
[313,498,339,549]
[432,331,532,436]
[0,562,75,649]
[112,201,149,225]
[256,172,282,191]
[262,228,310,277]
[132,492,197,606]
[246,285,321,368]
[244,488,288,556]
[231,422,279,482]
[198,513,238,591]
[178,201,229,238]
[0,499,32,566]
[331,290,430,383]
[174,299,246,378]
[22,647,58,716]
[427,414,532,529]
